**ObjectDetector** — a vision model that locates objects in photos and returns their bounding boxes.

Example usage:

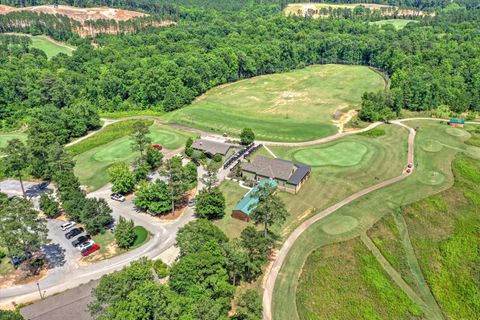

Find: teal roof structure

[450,118,465,124]
[233,179,278,215]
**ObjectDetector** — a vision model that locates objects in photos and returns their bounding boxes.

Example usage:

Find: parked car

[71,235,91,247]
[65,227,84,239]
[152,144,162,151]
[61,221,76,231]
[110,193,125,202]
[78,240,95,251]
[81,244,100,257]
[188,198,196,207]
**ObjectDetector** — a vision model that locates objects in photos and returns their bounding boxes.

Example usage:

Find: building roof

[242,156,310,185]
[450,118,465,124]
[20,280,98,320]
[233,179,278,215]
[242,156,294,181]
[288,162,311,185]
[192,139,233,156]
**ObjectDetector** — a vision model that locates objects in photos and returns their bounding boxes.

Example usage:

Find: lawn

[370,19,418,30]
[296,238,422,320]
[99,110,165,119]
[272,121,477,320]
[73,122,195,190]
[30,35,74,58]
[132,226,148,247]
[215,180,250,239]
[167,64,385,142]
[0,132,27,155]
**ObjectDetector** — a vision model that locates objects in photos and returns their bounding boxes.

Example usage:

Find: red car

[152,144,162,151]
[81,244,100,257]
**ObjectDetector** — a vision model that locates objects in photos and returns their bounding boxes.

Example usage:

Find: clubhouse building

[240,155,311,194]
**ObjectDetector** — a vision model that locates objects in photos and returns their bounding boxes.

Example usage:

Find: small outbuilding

[232,179,278,222]
[448,118,465,127]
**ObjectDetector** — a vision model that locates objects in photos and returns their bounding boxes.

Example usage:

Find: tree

[133,180,172,215]
[175,219,228,257]
[1,139,29,198]
[153,259,169,278]
[130,122,151,161]
[195,188,226,219]
[162,157,187,213]
[250,182,288,238]
[225,239,248,285]
[240,226,271,281]
[200,161,219,192]
[81,198,113,235]
[183,162,198,189]
[108,162,135,194]
[185,137,193,148]
[0,310,23,320]
[234,289,263,320]
[0,193,48,259]
[39,193,59,218]
[240,128,255,145]
[114,216,136,249]
[145,147,163,170]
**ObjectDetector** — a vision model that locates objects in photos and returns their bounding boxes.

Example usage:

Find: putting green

[446,127,470,138]
[293,142,369,167]
[321,215,359,235]
[417,170,445,186]
[74,125,194,190]
[421,139,443,153]
[465,146,480,160]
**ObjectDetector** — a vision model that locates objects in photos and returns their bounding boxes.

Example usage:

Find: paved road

[262,121,417,320]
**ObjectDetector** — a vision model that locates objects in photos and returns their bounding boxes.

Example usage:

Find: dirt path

[262,121,416,320]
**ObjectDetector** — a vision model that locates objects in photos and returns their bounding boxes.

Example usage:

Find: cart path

[66,115,479,149]
[262,121,416,320]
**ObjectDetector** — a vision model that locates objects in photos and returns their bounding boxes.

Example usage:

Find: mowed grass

[167,64,385,142]
[370,19,418,30]
[218,124,408,241]
[215,179,249,239]
[272,121,475,320]
[132,226,148,247]
[296,238,422,319]
[0,132,27,155]
[73,122,195,190]
[30,36,74,58]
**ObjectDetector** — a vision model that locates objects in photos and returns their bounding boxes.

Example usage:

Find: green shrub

[358,127,386,138]
[153,259,169,278]
[39,193,60,218]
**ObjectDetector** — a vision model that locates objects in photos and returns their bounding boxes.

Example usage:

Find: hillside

[0,5,176,37]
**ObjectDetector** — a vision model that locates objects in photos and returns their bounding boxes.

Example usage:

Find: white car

[61,221,76,231]
[78,240,95,251]
[110,193,125,202]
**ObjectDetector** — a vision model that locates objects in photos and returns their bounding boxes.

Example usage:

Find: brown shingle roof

[242,156,295,181]
[192,139,233,156]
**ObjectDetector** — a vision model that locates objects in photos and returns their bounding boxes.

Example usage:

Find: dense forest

[0,1,479,130]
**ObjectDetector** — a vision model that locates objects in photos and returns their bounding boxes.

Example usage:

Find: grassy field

[215,180,249,238]
[0,132,27,155]
[216,124,408,240]
[132,226,148,247]
[167,64,385,142]
[99,110,165,119]
[296,238,422,319]
[30,36,74,58]
[272,121,477,319]
[73,122,195,190]
[370,19,418,29]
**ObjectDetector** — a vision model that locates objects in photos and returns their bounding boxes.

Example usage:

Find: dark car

[65,227,84,240]
[71,235,91,247]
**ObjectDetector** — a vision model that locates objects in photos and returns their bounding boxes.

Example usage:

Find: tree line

[0,5,479,131]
